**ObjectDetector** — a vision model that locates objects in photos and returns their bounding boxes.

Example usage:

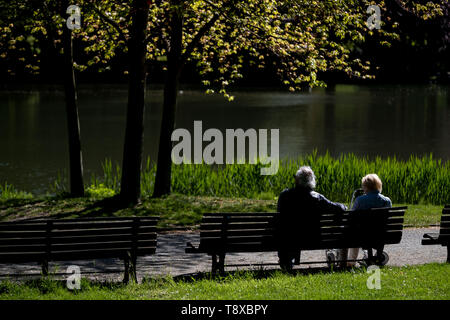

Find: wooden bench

[0,216,159,283]
[186,207,407,274]
[422,205,450,263]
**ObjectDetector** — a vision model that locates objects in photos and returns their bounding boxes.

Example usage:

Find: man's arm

[314,192,348,212]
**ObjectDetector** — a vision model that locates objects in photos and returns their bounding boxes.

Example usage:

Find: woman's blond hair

[362,174,382,192]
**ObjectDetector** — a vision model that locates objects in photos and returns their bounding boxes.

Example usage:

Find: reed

[90,152,450,205]
[0,182,33,201]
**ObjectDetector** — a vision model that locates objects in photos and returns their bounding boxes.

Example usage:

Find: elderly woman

[345,173,392,267]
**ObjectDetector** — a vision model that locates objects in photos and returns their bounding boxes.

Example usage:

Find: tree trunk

[62,0,84,197]
[153,4,183,198]
[119,0,150,204]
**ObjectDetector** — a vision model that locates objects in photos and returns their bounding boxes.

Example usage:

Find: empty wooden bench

[422,205,450,263]
[0,216,159,282]
[186,207,407,274]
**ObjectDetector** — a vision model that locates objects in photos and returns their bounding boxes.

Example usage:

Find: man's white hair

[295,166,316,189]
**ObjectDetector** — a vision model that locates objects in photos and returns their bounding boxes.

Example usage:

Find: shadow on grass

[171,265,365,283]
[10,195,146,222]
[47,195,142,220]
[0,198,43,210]
[0,199,48,222]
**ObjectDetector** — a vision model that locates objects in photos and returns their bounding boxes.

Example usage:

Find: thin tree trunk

[153,4,183,198]
[119,0,150,204]
[62,0,84,197]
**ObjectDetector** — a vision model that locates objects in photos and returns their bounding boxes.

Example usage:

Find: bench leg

[218,253,225,275]
[123,256,130,284]
[294,251,301,265]
[211,254,218,276]
[375,246,385,265]
[41,260,49,276]
[123,254,138,284]
[447,246,450,263]
[131,256,137,283]
[367,248,374,265]
[211,253,225,276]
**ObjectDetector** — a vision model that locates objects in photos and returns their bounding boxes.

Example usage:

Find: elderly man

[276,166,347,270]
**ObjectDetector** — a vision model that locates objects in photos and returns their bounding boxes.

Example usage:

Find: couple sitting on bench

[276,166,392,270]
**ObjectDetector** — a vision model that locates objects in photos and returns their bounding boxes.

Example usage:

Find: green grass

[0,194,443,228]
[78,152,450,206]
[0,264,449,300]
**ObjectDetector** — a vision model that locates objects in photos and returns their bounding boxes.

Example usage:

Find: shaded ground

[0,195,278,229]
[0,195,444,229]
[0,227,446,283]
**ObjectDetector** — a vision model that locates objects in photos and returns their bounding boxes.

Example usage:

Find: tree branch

[87,3,128,42]
[180,12,220,64]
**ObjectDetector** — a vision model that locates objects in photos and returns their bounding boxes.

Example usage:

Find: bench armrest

[423,233,439,240]
[422,233,441,245]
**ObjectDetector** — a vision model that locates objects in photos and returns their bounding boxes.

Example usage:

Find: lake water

[0,84,449,195]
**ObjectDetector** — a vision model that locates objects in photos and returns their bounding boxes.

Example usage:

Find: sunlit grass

[0,264,449,300]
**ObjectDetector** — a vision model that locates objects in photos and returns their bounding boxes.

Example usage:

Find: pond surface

[0,84,449,194]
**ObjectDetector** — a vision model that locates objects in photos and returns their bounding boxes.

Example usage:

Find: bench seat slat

[201,222,274,230]
[202,216,274,222]
[0,245,46,253]
[50,240,157,252]
[319,219,350,227]
[439,222,450,228]
[50,233,157,244]
[0,237,47,245]
[0,223,48,232]
[5,217,159,224]
[200,229,274,237]
[49,226,156,238]
[49,247,157,261]
[0,231,47,238]
[51,221,134,230]
[51,220,157,230]
[203,213,273,217]
[386,217,404,224]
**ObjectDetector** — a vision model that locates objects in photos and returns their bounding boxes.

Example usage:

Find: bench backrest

[439,205,450,242]
[0,216,158,263]
[198,207,406,253]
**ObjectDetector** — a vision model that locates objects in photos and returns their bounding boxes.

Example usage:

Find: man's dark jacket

[275,186,347,250]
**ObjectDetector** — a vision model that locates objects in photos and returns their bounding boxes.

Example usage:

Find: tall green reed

[90,152,450,205]
[0,182,33,201]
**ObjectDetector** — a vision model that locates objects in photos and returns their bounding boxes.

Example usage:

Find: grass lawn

[0,194,444,228]
[0,264,448,300]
